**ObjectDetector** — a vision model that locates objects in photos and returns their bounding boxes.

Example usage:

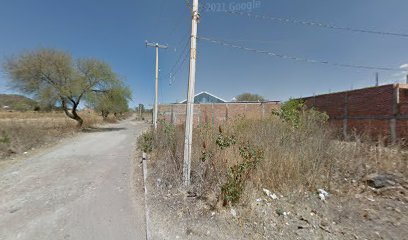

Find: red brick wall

[159,85,408,142]
[398,84,408,115]
[158,102,280,126]
[303,84,408,142]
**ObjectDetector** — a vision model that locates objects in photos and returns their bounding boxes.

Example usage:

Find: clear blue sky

[1,0,408,107]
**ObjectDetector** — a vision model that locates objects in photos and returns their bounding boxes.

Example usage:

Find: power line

[165,34,191,85]
[172,30,191,52]
[198,36,401,71]
[169,45,190,85]
[208,10,408,38]
[161,9,190,43]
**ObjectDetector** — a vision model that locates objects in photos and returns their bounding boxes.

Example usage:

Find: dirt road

[0,119,149,240]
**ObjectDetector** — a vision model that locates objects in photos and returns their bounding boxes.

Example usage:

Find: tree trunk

[61,98,84,128]
[71,104,84,128]
[101,111,109,119]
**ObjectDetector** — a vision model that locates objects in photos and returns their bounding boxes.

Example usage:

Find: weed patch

[141,100,407,209]
[222,143,264,205]
[0,111,104,159]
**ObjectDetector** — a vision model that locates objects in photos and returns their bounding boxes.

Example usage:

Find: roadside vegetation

[0,111,104,160]
[235,92,266,102]
[3,48,131,127]
[0,48,133,160]
[139,99,408,239]
[0,94,39,111]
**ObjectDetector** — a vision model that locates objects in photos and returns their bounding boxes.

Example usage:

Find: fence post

[343,93,349,139]
[211,103,215,124]
[313,93,316,107]
[170,105,174,124]
[225,103,229,121]
[197,104,200,125]
[262,103,265,119]
[390,84,399,144]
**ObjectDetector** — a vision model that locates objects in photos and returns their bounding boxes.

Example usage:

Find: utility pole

[406,74,408,84]
[146,41,168,129]
[138,104,143,119]
[183,0,199,186]
[375,72,379,86]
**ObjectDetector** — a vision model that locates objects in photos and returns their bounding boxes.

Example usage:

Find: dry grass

[0,111,103,159]
[142,111,408,208]
[140,106,408,240]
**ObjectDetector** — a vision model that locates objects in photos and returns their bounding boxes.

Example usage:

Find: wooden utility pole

[146,41,168,129]
[183,0,199,186]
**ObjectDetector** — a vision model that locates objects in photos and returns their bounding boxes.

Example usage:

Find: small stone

[320,219,329,227]
[363,173,398,189]
[318,189,329,201]
[276,208,285,216]
[9,207,20,214]
[186,228,193,235]
[263,188,278,200]
[366,196,375,202]
[230,208,237,217]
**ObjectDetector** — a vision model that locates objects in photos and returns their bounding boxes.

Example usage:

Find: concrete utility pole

[375,72,379,86]
[146,41,168,129]
[183,0,199,186]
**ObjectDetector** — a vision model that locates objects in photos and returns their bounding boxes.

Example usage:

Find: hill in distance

[0,94,39,111]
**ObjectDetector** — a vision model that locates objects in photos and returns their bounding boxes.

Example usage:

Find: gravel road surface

[0,119,149,240]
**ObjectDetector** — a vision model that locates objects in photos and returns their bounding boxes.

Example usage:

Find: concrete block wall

[158,102,280,126]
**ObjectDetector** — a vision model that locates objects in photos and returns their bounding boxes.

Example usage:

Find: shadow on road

[82,127,127,133]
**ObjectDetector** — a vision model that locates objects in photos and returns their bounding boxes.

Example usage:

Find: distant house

[179,91,226,104]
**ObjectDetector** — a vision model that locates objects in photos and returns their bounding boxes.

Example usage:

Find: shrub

[137,130,154,153]
[273,99,328,128]
[222,143,264,205]
[215,126,236,150]
[144,106,406,207]
[0,131,10,144]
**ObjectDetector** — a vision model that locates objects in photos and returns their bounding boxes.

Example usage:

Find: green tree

[87,84,131,119]
[136,104,145,118]
[235,93,266,102]
[273,99,329,128]
[3,48,122,127]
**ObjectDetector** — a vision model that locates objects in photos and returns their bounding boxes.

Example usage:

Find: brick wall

[158,102,280,126]
[303,84,408,142]
[159,85,408,142]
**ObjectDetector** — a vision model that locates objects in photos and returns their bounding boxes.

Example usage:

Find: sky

[0,0,408,107]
